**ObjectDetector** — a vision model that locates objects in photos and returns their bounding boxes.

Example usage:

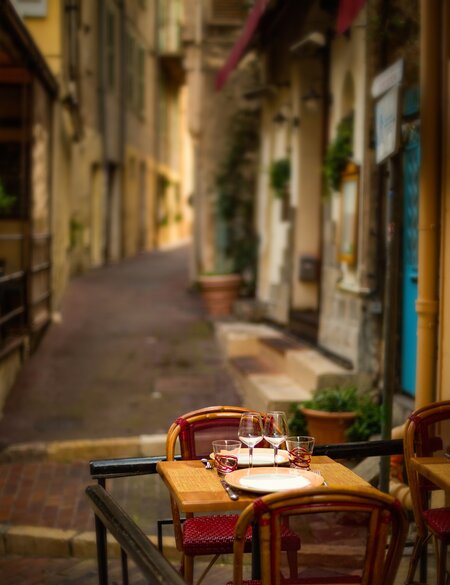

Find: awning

[215,0,271,91]
[337,0,367,35]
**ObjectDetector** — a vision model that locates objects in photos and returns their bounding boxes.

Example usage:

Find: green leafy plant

[0,179,17,213]
[323,116,353,195]
[269,158,291,199]
[288,403,308,435]
[293,385,381,442]
[215,108,259,294]
[302,385,360,413]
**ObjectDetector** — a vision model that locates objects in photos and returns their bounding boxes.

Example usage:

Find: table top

[411,456,450,492]
[156,456,373,513]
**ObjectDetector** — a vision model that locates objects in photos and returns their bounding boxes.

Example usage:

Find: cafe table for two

[157,454,378,580]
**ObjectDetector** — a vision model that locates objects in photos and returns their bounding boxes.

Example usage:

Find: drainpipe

[153,0,160,248]
[119,0,126,257]
[415,1,441,408]
[98,0,108,260]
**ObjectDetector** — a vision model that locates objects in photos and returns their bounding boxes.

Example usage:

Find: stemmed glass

[263,411,289,467]
[238,412,263,468]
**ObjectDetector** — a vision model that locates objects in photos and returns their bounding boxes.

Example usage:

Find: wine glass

[263,411,289,467]
[238,412,263,468]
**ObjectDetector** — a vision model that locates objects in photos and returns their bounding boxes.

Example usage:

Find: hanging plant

[269,158,291,199]
[323,116,354,195]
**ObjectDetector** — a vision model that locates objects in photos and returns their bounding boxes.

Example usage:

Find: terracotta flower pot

[198,274,241,317]
[300,407,357,445]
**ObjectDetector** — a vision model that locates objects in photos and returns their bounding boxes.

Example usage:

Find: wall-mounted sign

[371,59,404,99]
[375,85,401,164]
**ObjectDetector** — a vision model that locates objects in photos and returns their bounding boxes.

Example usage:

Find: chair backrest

[233,487,408,585]
[165,405,259,551]
[166,405,255,460]
[403,400,450,536]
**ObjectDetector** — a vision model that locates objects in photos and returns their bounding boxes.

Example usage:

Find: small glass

[263,411,289,467]
[286,436,315,470]
[212,440,241,475]
[238,412,263,468]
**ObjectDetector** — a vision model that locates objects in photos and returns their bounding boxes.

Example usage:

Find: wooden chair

[231,486,408,585]
[404,400,450,585]
[165,405,300,585]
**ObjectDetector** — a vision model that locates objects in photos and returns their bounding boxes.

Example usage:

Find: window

[11,0,47,18]
[338,163,359,266]
[106,9,116,91]
[126,33,135,109]
[137,48,145,116]
[0,84,30,218]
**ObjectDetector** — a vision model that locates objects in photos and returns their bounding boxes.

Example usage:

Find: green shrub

[269,158,291,199]
[292,385,381,442]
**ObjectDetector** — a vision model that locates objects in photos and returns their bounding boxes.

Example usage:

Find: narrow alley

[0,244,241,448]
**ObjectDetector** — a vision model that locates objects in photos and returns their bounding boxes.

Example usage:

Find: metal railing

[0,270,26,353]
[85,484,186,585]
[88,439,405,585]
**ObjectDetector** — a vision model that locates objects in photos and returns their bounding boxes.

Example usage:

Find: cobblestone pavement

[0,244,240,448]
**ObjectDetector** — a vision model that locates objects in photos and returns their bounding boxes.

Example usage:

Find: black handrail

[85,484,186,585]
[89,439,404,480]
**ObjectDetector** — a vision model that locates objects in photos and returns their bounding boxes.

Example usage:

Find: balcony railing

[0,269,26,356]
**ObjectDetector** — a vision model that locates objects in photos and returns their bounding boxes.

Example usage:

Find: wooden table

[157,457,374,580]
[156,456,373,514]
[411,456,450,492]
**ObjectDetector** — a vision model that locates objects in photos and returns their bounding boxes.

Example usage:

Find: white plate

[225,467,324,494]
[210,448,289,467]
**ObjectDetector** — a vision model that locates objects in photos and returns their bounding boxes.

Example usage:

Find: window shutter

[211,0,245,21]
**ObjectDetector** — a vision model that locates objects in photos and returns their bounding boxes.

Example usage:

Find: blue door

[400,91,420,396]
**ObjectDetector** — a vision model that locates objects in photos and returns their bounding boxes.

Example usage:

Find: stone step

[216,322,366,411]
[258,335,353,391]
[229,355,312,413]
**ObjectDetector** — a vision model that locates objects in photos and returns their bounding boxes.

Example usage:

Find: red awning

[215,0,271,91]
[337,0,367,35]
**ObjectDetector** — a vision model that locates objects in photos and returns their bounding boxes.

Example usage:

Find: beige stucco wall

[51,103,71,311]
[290,59,323,310]
[318,8,368,366]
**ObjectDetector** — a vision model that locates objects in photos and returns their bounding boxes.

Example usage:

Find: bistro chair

[164,405,300,585]
[231,486,408,585]
[404,400,450,585]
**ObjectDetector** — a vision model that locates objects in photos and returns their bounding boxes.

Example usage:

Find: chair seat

[183,514,252,555]
[423,507,450,536]
[183,514,301,556]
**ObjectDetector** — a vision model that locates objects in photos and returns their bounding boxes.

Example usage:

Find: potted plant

[198,108,259,317]
[289,385,381,445]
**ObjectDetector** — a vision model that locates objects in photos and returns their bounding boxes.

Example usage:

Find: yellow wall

[22,0,62,76]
